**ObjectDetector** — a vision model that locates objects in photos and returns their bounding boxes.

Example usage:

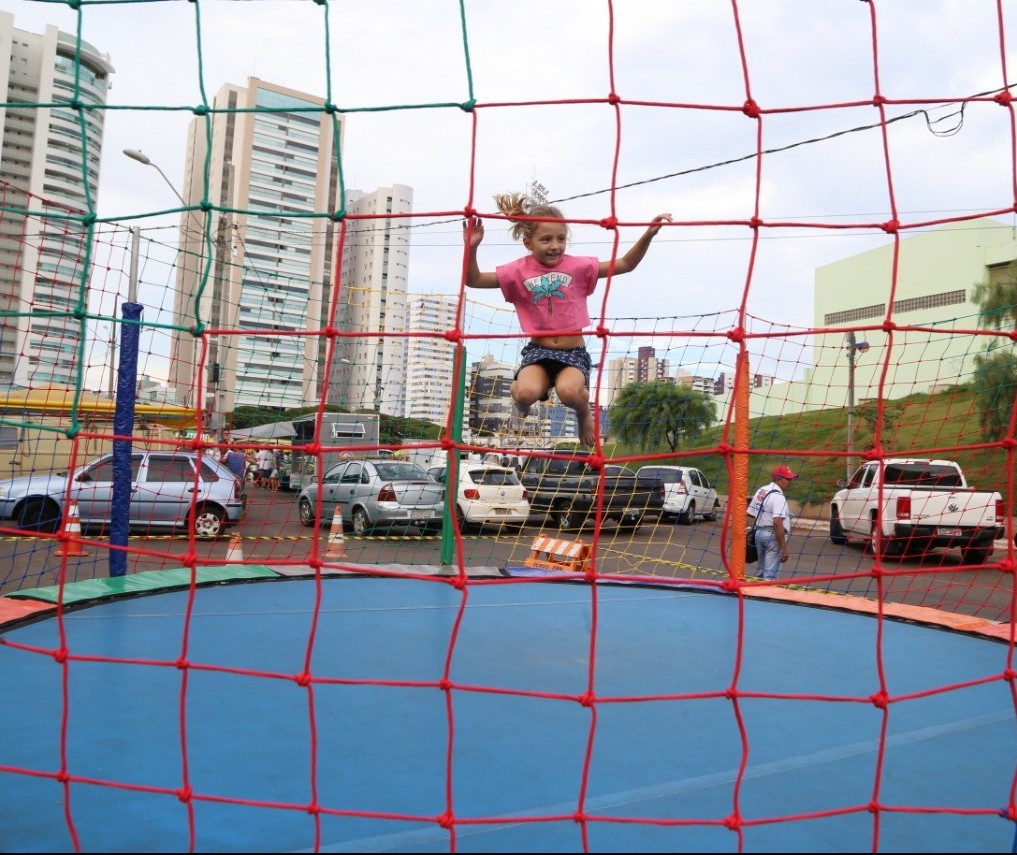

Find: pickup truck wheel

[865,521,897,557]
[961,545,993,565]
[617,513,642,533]
[553,503,584,532]
[829,510,847,545]
[677,501,696,526]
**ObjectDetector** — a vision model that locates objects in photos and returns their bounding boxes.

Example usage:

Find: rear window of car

[884,464,962,487]
[471,469,520,486]
[641,467,683,484]
[375,462,428,481]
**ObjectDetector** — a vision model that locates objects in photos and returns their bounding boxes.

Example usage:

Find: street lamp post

[844,331,870,480]
[123,147,226,433]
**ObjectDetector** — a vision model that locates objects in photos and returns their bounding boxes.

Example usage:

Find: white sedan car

[427,463,530,531]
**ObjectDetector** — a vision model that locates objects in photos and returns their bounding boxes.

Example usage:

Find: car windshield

[374,462,428,481]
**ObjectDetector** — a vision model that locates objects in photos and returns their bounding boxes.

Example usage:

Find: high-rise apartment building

[170,78,342,417]
[0,13,113,387]
[403,294,457,427]
[601,347,672,408]
[327,185,413,416]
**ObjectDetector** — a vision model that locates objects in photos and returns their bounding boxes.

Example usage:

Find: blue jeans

[754,528,785,581]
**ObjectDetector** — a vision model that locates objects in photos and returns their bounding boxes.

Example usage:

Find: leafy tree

[972,349,1017,442]
[608,381,717,452]
[971,260,1017,442]
[854,399,903,449]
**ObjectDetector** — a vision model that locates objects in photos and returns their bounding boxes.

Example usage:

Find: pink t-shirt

[495,254,600,335]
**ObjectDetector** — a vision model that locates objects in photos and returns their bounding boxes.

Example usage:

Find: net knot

[608,92,621,105]
[741,99,760,118]
[192,104,210,116]
[331,208,346,222]
[459,99,476,113]
[437,811,455,829]
[67,0,81,9]
[82,212,97,226]
[996,556,1016,574]
[200,200,213,212]
[749,216,762,229]
[586,453,604,469]
[577,691,595,707]
[595,324,610,338]
[440,436,456,451]
[726,326,746,343]
[722,812,742,830]
[53,646,69,664]
[294,671,312,687]
[450,575,467,591]
[994,90,1014,106]
[176,786,193,803]
[324,324,338,338]
[437,678,452,691]
[1001,436,1017,448]
[880,219,899,234]
[599,216,618,230]
[174,656,189,670]
[323,101,337,114]
[443,329,462,343]
[868,690,889,709]
[190,322,206,337]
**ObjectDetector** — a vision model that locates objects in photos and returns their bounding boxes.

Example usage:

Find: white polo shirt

[747,481,792,533]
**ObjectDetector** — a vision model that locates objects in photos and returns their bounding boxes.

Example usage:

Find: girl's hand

[647,213,672,236]
[463,217,485,247]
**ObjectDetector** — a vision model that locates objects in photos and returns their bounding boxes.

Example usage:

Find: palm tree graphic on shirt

[525,271,572,317]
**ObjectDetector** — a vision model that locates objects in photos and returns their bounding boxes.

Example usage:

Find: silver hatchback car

[0,450,244,538]
[298,458,444,534]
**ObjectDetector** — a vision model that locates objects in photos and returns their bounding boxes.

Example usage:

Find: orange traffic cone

[225,533,244,563]
[325,509,346,558]
[55,500,88,557]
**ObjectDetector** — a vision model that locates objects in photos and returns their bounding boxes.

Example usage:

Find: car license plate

[411,510,430,521]
[938,527,962,537]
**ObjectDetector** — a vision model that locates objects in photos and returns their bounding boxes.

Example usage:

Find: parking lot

[2,485,1015,626]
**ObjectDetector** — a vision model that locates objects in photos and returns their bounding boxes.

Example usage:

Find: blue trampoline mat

[1,574,1013,853]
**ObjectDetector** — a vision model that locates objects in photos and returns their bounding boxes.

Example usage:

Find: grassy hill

[604,383,1010,508]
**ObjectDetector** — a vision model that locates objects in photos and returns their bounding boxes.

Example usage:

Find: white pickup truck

[829,458,1004,564]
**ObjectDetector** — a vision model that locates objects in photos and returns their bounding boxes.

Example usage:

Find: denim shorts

[516,343,592,401]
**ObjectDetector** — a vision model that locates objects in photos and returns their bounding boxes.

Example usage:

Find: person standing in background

[746,464,798,581]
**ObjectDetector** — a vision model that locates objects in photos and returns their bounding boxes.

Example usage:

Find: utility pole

[846,330,856,481]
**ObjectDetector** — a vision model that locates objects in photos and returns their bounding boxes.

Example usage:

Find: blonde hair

[493,192,568,243]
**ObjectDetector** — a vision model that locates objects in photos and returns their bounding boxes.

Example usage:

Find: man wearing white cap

[747,464,798,581]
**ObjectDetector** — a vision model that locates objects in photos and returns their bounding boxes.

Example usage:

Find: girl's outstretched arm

[463,217,499,288]
[599,213,672,277]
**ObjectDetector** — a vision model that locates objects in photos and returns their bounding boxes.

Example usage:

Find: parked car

[298,458,444,534]
[0,450,244,538]
[518,451,662,532]
[635,465,721,524]
[426,463,530,531]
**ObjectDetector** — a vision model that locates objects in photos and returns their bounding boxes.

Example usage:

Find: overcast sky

[8,0,1017,387]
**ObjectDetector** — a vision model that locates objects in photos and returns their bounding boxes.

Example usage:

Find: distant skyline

[6,0,1017,392]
